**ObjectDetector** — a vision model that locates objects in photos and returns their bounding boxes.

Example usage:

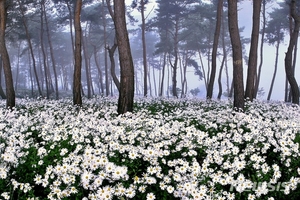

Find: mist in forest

[0,0,298,103]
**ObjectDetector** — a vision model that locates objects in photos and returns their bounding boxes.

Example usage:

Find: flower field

[0,97,300,200]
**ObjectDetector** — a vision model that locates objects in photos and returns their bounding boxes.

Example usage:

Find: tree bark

[245,0,262,101]
[107,39,120,91]
[93,46,104,95]
[40,3,50,99]
[228,0,244,110]
[73,0,82,106]
[0,57,7,99]
[82,29,92,99]
[140,0,148,97]
[17,0,43,97]
[267,39,280,101]
[159,50,167,96]
[43,1,59,100]
[102,0,110,96]
[0,0,15,108]
[207,0,223,99]
[254,0,266,98]
[171,17,179,98]
[113,0,135,114]
[284,0,299,104]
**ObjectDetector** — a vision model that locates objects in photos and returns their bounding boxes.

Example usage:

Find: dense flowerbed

[0,97,300,200]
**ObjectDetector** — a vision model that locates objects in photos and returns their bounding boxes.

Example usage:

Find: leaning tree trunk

[228,0,244,110]
[245,0,262,101]
[267,38,280,101]
[207,0,223,99]
[113,0,135,114]
[0,0,15,108]
[284,0,300,105]
[73,0,82,106]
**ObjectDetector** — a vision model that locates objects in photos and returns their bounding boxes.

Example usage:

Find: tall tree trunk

[171,17,179,98]
[17,0,43,97]
[0,58,6,99]
[207,0,223,99]
[284,0,300,104]
[0,0,15,107]
[288,35,298,101]
[102,0,110,96]
[93,46,104,95]
[73,0,82,106]
[107,39,120,91]
[220,9,228,99]
[15,42,21,92]
[113,0,135,114]
[152,61,157,96]
[245,0,262,101]
[82,30,92,99]
[148,66,152,97]
[198,50,208,90]
[67,1,75,60]
[254,0,266,98]
[43,1,59,99]
[159,52,167,96]
[228,0,244,110]
[140,0,148,97]
[28,50,34,97]
[267,39,280,101]
[40,3,50,99]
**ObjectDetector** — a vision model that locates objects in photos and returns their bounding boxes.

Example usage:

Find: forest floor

[0,97,300,200]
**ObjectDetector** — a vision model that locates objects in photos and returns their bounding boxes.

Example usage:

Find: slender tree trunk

[207,0,223,99]
[152,61,157,96]
[73,0,82,106]
[228,0,244,110]
[245,0,262,101]
[0,0,15,107]
[40,4,50,99]
[139,0,148,97]
[198,50,207,90]
[107,39,120,91]
[171,17,179,98]
[82,30,92,99]
[102,0,110,96]
[217,51,226,100]
[113,0,135,114]
[284,0,300,104]
[148,66,152,96]
[93,46,104,95]
[221,9,229,98]
[254,0,266,98]
[17,0,42,96]
[15,42,21,92]
[43,1,59,99]
[28,50,34,97]
[67,1,75,60]
[159,52,167,96]
[267,39,280,101]
[0,58,6,99]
